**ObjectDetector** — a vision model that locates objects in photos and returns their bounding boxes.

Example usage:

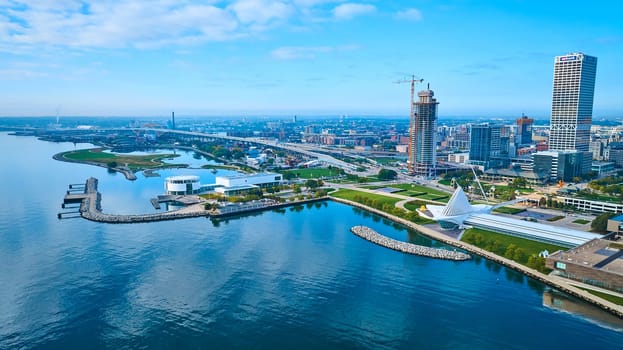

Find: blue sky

[1,0,621,118]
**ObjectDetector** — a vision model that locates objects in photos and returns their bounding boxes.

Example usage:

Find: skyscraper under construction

[409,86,438,177]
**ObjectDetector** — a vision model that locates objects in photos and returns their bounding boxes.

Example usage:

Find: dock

[350,225,471,261]
[61,177,208,223]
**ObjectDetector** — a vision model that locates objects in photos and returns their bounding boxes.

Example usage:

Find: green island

[461,228,567,273]
[60,148,186,170]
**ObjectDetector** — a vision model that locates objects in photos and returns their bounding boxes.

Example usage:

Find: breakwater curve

[72,177,208,223]
[350,225,471,261]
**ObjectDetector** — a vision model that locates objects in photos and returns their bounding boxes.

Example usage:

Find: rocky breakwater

[78,177,207,223]
[350,225,471,261]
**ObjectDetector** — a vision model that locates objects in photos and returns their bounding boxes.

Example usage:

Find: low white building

[215,173,282,189]
[165,175,201,195]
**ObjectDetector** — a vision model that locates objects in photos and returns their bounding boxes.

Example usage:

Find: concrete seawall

[330,196,623,319]
[71,177,329,224]
[78,177,208,223]
[351,225,470,261]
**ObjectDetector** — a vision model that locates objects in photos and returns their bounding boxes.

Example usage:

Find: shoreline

[53,150,138,180]
[330,196,623,319]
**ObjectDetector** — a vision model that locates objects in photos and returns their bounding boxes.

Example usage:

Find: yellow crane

[394,75,424,174]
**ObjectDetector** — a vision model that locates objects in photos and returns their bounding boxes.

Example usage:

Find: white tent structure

[418,185,600,247]
[418,186,491,229]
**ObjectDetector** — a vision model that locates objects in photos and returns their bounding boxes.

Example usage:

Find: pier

[62,177,209,223]
[350,225,471,261]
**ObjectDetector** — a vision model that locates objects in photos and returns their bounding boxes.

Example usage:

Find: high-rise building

[549,53,597,152]
[468,123,509,169]
[515,115,534,145]
[547,52,597,177]
[409,87,438,177]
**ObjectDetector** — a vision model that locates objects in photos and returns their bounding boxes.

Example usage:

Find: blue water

[0,132,622,349]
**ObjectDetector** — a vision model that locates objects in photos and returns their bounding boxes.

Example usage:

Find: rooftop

[217,172,279,180]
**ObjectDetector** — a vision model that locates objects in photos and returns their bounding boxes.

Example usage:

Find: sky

[0,0,622,118]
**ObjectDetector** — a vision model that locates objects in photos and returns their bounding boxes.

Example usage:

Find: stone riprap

[350,225,471,261]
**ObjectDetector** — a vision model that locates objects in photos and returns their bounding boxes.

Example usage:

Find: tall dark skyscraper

[516,115,534,145]
[409,87,438,177]
[469,123,509,169]
[549,53,597,152]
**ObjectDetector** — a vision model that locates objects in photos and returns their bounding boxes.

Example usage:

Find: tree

[377,168,398,180]
[305,179,320,189]
[504,244,517,259]
[539,197,547,208]
[591,212,616,233]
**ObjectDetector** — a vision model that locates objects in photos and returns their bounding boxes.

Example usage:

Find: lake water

[0,132,622,349]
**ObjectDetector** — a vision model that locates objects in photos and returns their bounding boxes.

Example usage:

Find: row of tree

[463,233,547,272]
[349,194,429,224]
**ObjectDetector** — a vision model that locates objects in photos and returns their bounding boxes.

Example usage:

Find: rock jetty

[78,177,208,223]
[350,225,471,261]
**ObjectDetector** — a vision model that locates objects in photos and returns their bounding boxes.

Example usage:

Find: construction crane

[394,75,424,174]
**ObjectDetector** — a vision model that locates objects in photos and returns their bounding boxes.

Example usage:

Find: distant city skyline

[1,1,622,117]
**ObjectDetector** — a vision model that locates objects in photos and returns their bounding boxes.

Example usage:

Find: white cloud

[395,8,422,21]
[228,0,294,25]
[271,44,358,60]
[332,3,376,20]
[0,0,300,50]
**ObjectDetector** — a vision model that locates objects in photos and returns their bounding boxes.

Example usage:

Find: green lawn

[462,228,567,257]
[279,168,338,179]
[572,219,591,225]
[438,179,452,186]
[572,192,622,204]
[371,157,401,165]
[485,184,535,194]
[403,200,430,211]
[61,148,182,170]
[493,206,526,214]
[461,228,567,273]
[330,189,434,224]
[377,183,450,202]
[546,215,565,222]
[330,189,401,207]
[390,183,450,197]
[578,288,623,306]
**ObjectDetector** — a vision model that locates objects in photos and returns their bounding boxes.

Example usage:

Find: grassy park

[330,189,433,224]
[364,183,451,202]
[61,148,184,170]
[461,228,567,273]
[330,189,401,207]
[279,167,341,179]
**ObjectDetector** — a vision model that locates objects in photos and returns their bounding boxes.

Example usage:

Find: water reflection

[543,290,623,331]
